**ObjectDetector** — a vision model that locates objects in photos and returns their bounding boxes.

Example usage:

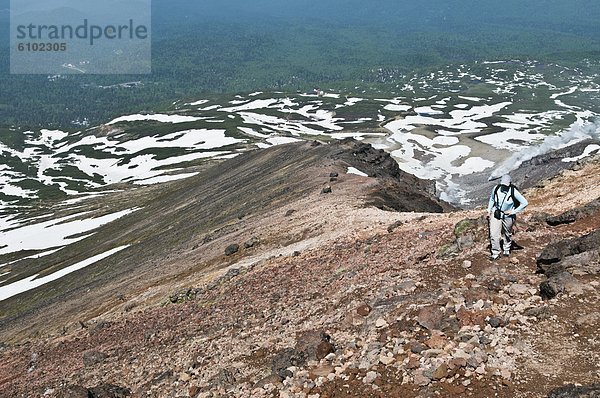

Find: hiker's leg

[502,217,514,255]
[489,216,502,257]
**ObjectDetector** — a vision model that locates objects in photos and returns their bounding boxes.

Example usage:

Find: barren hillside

[0,143,599,398]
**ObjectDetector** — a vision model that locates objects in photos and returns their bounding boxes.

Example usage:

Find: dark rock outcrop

[332,139,451,213]
[546,198,600,226]
[536,229,600,299]
[511,139,600,192]
[537,229,600,271]
[539,272,577,300]
[461,139,600,208]
[547,383,600,398]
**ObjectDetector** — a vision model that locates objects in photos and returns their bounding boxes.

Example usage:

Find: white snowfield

[0,128,246,196]
[0,206,139,299]
[1,60,599,210]
[0,206,140,301]
[0,245,130,301]
[0,208,138,256]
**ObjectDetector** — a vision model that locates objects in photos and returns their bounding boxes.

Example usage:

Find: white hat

[501,174,512,186]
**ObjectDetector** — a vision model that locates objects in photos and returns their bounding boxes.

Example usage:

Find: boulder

[524,306,552,320]
[285,209,296,217]
[295,330,335,361]
[209,368,239,389]
[387,220,404,233]
[362,370,377,384]
[271,348,306,379]
[416,305,444,331]
[413,370,431,386]
[310,365,335,379]
[244,237,260,249]
[437,216,488,257]
[547,383,600,398]
[539,271,579,300]
[537,229,600,269]
[559,250,600,276]
[454,217,488,245]
[546,198,600,226]
[188,385,201,397]
[508,283,529,297]
[57,385,89,398]
[432,363,449,380]
[487,317,503,328]
[409,342,427,354]
[456,308,495,327]
[356,303,372,317]
[224,244,240,256]
[424,331,447,350]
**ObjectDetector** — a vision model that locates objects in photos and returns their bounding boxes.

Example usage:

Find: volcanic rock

[547,383,600,398]
[224,244,240,256]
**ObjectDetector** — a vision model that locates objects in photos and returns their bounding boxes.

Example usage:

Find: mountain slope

[0,146,598,397]
[0,139,447,343]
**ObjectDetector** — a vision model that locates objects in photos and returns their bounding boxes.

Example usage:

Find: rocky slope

[0,144,599,398]
[0,139,447,343]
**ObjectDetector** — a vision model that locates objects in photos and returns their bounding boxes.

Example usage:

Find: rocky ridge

[0,138,447,344]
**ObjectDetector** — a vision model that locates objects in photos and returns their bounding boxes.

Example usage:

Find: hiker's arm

[487,189,495,214]
[512,190,528,214]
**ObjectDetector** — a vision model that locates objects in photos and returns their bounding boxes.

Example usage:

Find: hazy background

[1,0,600,127]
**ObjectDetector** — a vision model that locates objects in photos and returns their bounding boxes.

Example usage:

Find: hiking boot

[503,251,510,257]
[489,254,499,261]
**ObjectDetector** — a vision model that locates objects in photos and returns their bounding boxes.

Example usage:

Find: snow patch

[107,114,202,125]
[132,172,200,185]
[0,245,130,301]
[383,104,411,112]
[0,208,138,255]
[347,167,368,177]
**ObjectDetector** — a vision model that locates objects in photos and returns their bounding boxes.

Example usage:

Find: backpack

[494,184,521,210]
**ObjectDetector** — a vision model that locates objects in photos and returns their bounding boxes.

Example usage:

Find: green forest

[1,0,600,129]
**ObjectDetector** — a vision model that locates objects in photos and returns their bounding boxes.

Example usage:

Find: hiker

[487,174,528,260]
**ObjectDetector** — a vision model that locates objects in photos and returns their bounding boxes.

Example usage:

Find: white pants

[489,215,514,256]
